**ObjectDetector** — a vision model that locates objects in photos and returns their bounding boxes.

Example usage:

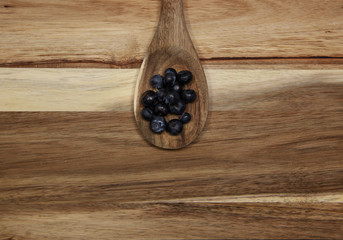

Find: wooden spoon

[134,0,208,149]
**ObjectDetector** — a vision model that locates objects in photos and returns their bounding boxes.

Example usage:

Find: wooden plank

[1,109,343,238]
[3,57,343,69]
[1,0,342,67]
[1,203,343,239]
[1,110,342,199]
[1,67,343,111]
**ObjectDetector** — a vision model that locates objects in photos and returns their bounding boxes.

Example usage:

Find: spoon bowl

[134,0,208,149]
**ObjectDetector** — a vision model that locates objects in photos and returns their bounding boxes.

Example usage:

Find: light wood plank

[154,193,343,203]
[1,67,343,111]
[0,0,342,67]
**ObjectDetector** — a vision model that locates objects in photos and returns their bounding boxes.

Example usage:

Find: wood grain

[1,110,343,197]
[0,109,343,239]
[0,0,342,67]
[1,74,343,238]
[134,0,208,149]
[1,67,342,111]
[1,203,343,239]
[1,0,343,238]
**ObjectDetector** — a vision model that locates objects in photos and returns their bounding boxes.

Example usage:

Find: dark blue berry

[164,68,177,77]
[181,89,196,103]
[164,73,177,87]
[150,116,167,134]
[156,88,167,102]
[178,70,193,84]
[169,100,186,115]
[141,90,157,107]
[150,74,164,90]
[154,102,169,116]
[144,69,197,135]
[171,81,183,93]
[180,112,191,124]
[142,107,154,121]
[167,119,183,135]
[164,90,180,105]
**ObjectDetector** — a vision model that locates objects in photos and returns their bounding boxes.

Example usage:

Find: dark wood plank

[1,203,343,239]
[1,94,343,203]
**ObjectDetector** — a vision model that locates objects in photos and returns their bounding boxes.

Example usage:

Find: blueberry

[156,88,167,102]
[142,107,154,121]
[177,70,193,84]
[169,100,186,115]
[141,90,157,107]
[181,89,196,103]
[150,74,164,90]
[154,102,169,116]
[171,81,183,93]
[167,119,183,135]
[164,90,180,105]
[151,116,167,134]
[164,73,177,87]
[164,68,177,77]
[180,112,191,124]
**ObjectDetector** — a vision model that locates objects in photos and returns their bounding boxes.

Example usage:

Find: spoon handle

[151,0,191,51]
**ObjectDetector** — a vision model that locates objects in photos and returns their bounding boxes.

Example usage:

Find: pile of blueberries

[141,68,197,136]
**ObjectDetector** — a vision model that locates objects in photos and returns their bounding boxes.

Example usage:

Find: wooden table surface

[1,0,343,239]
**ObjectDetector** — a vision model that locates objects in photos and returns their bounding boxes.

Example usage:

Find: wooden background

[1,0,343,239]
